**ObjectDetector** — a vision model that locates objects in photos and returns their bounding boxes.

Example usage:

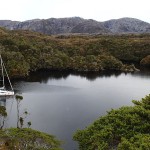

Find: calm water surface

[2,69,150,150]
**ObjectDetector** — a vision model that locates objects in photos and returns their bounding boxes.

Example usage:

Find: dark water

[1,69,150,150]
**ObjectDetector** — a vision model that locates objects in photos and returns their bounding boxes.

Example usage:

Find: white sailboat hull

[0,90,14,96]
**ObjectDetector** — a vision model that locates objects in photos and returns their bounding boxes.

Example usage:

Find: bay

[2,68,150,150]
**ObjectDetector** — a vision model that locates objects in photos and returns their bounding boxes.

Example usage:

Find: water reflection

[4,68,150,150]
[16,67,150,84]
[0,97,6,107]
[22,70,122,83]
[0,96,15,130]
[0,95,31,129]
[135,66,150,77]
[68,71,122,81]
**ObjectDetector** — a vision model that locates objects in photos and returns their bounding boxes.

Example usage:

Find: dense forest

[73,94,150,150]
[0,27,150,77]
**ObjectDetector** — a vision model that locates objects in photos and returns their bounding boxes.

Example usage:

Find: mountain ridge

[0,17,150,35]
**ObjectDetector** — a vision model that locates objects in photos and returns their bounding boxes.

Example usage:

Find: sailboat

[0,55,14,96]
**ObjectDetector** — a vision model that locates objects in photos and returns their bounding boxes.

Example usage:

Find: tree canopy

[1,28,149,77]
[73,94,150,150]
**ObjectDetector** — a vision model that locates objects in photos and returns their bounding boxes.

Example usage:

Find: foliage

[2,51,30,77]
[1,29,150,77]
[15,95,23,100]
[15,94,23,128]
[73,94,150,150]
[0,128,62,150]
[0,106,7,129]
[0,94,62,149]
[118,134,150,150]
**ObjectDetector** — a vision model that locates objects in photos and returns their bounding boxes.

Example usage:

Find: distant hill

[14,17,85,34]
[103,17,150,33]
[0,17,150,34]
[0,20,19,30]
[71,19,110,34]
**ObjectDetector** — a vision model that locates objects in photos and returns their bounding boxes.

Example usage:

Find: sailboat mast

[0,55,5,88]
[2,62,13,91]
[0,55,14,96]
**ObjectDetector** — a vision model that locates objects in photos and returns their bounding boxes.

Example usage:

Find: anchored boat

[0,55,14,96]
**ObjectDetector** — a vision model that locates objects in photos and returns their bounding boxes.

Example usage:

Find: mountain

[14,17,85,34]
[71,19,110,34]
[103,17,150,33]
[0,17,150,34]
[0,17,110,34]
[0,20,19,30]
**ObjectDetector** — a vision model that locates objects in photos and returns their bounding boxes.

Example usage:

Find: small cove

[2,69,150,150]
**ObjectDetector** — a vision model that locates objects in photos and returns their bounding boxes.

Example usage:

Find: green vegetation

[0,106,7,129]
[0,128,61,150]
[1,28,150,77]
[0,94,62,150]
[73,94,150,150]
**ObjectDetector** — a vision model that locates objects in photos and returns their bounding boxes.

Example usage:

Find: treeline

[73,94,150,149]
[0,27,150,77]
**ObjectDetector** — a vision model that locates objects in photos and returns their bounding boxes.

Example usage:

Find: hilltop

[0,17,150,35]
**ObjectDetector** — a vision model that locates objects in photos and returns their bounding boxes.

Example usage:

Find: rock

[103,17,150,34]
[71,19,110,34]
[121,64,140,72]
[0,17,150,35]
[140,55,150,66]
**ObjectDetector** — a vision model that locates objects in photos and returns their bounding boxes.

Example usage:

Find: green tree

[15,95,23,128]
[0,106,7,129]
[74,94,150,150]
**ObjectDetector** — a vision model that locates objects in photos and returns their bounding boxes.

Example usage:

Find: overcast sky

[0,0,150,22]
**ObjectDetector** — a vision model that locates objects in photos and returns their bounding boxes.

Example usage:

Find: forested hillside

[0,27,150,77]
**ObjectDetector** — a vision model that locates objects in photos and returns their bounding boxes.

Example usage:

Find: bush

[73,94,150,150]
[0,128,62,150]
